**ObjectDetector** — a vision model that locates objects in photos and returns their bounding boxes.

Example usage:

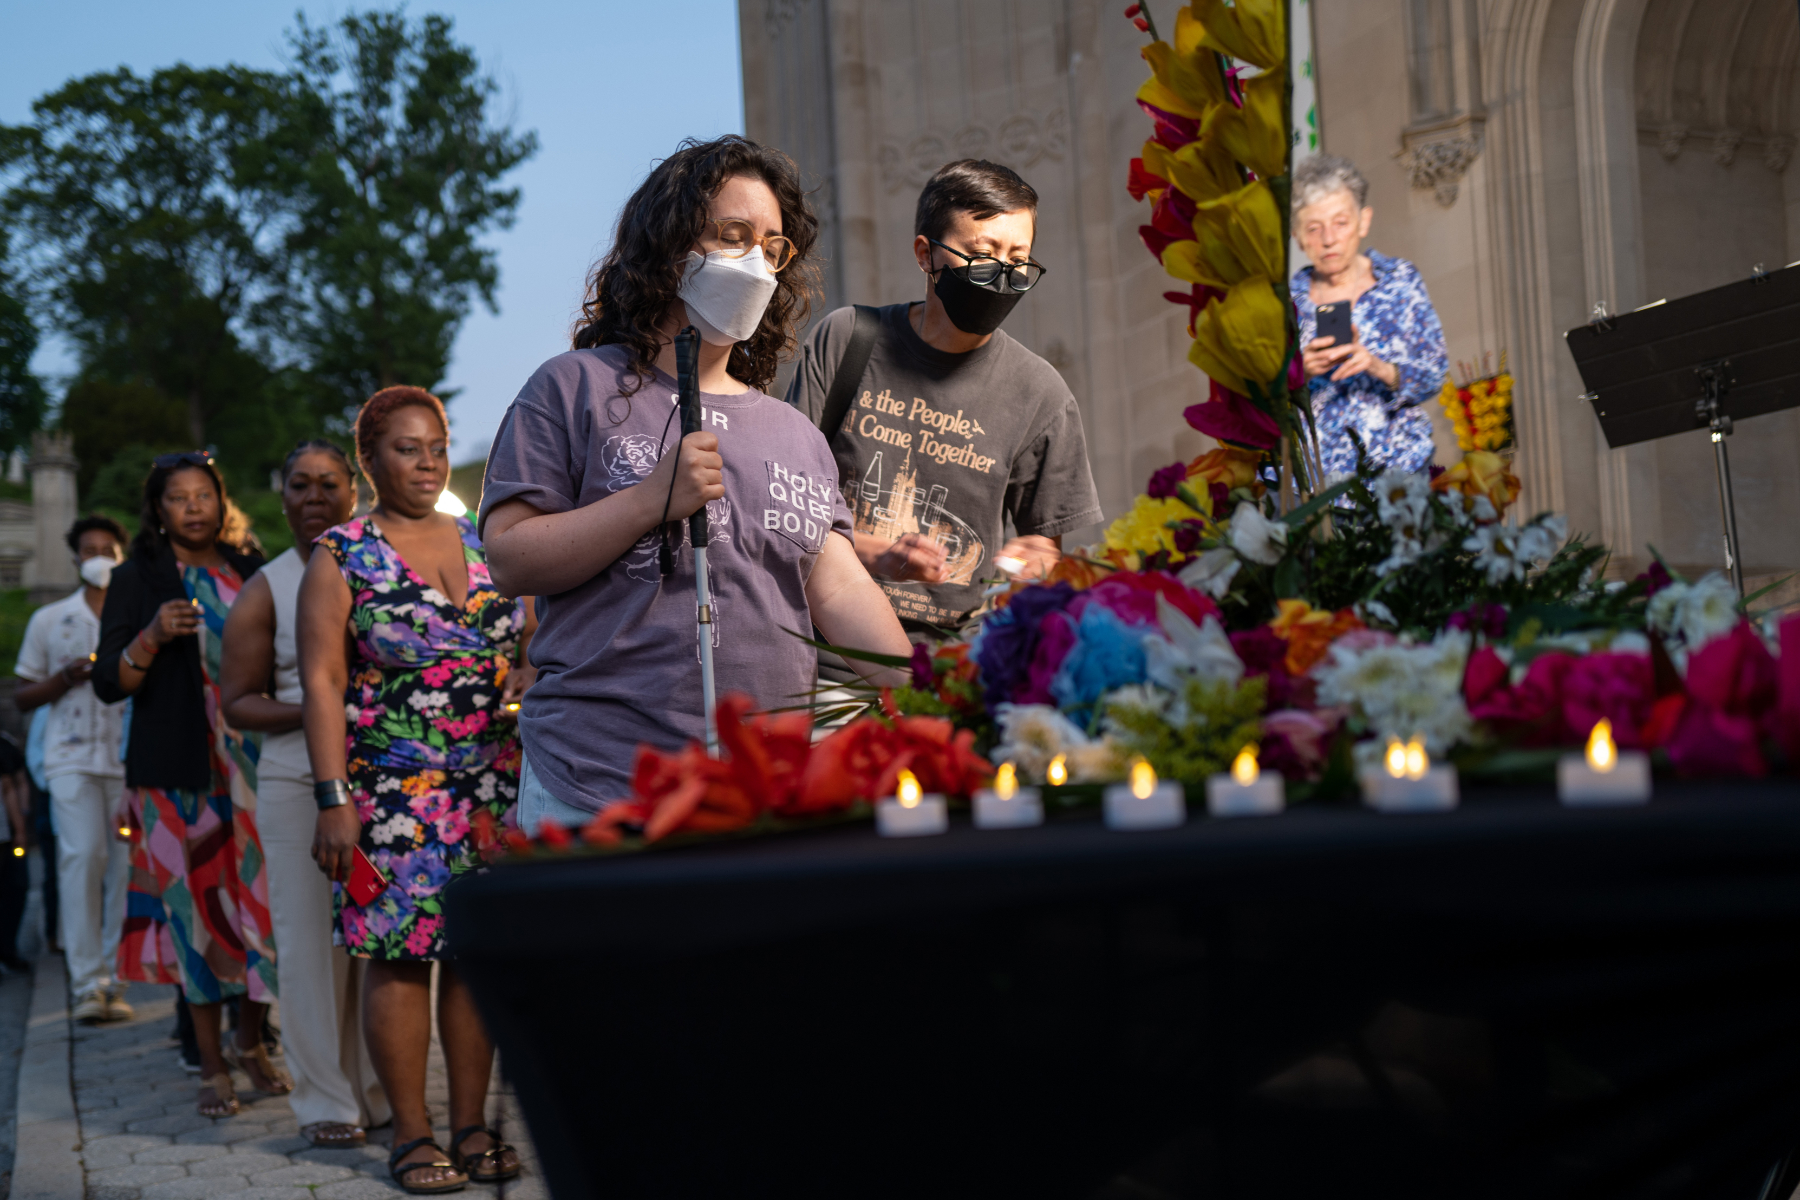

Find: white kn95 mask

[677,246,778,346]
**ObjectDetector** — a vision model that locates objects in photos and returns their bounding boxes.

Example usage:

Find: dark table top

[448,781,1800,1200]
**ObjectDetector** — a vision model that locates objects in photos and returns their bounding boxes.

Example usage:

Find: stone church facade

[740,0,1800,581]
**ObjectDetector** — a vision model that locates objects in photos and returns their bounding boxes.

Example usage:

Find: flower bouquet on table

[1439,356,1515,453]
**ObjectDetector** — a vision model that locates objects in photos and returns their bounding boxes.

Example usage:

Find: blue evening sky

[1,0,746,464]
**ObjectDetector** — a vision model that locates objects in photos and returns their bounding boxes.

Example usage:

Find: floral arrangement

[1439,357,1515,453]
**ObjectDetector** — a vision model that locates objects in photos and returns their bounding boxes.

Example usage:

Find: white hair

[1291,154,1369,218]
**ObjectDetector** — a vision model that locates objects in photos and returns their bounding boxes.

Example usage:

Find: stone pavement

[69,979,545,1200]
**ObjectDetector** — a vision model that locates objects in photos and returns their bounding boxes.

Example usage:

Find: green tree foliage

[285,11,537,417]
[0,64,305,477]
[0,9,534,528]
[0,231,46,454]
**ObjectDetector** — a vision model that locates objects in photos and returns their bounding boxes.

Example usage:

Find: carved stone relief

[1638,125,1791,172]
[876,109,1068,193]
[1396,129,1484,207]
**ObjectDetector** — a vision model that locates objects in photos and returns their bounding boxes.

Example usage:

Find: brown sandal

[302,1121,367,1147]
[389,1137,467,1194]
[197,1072,239,1119]
[451,1125,521,1183]
[225,1040,293,1095]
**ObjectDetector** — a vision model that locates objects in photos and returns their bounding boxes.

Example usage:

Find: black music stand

[1565,263,1800,596]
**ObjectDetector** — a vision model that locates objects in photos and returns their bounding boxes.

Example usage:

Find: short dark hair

[914,160,1039,242]
[67,514,127,555]
[355,387,448,471]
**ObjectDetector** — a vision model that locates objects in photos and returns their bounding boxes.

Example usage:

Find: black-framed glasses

[153,451,215,469]
[929,239,1047,292]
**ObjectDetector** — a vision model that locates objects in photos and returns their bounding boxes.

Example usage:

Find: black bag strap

[816,305,881,442]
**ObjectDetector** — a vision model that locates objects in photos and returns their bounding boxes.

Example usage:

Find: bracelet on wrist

[313,780,353,811]
[136,629,161,656]
[122,647,149,672]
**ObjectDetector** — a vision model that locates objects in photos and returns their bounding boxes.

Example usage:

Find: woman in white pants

[220,441,388,1147]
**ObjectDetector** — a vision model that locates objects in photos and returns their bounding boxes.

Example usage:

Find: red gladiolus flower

[1184,379,1281,450]
[1124,4,1140,15]
[1128,157,1170,203]
[1134,16,1149,30]
[536,820,570,851]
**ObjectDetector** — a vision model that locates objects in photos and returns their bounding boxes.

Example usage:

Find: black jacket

[93,541,265,791]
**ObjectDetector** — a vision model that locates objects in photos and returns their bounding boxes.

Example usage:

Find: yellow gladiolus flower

[1201,70,1288,183]
[1136,74,1207,122]
[1141,138,1180,187]
[1188,446,1265,493]
[1192,179,1283,285]
[1141,26,1227,114]
[1188,275,1287,396]
[1431,450,1522,515]
[1160,240,1218,288]
[1165,136,1242,206]
[1191,0,1287,70]
[1105,495,1205,557]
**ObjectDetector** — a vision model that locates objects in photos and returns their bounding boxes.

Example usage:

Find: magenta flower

[1147,462,1188,499]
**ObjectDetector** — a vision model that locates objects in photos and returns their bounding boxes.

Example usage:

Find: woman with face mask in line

[479,134,913,833]
[219,441,388,1149]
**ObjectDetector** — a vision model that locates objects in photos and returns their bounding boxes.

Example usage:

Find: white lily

[1177,546,1242,599]
[1229,501,1289,566]
[1142,594,1244,692]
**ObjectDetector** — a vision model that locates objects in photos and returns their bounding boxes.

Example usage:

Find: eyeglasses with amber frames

[704,219,796,273]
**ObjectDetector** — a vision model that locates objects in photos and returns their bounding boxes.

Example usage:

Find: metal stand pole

[1696,362,1745,598]
[693,544,719,755]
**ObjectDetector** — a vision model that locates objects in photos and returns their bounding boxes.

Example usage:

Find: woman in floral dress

[93,453,290,1119]
[299,387,533,1194]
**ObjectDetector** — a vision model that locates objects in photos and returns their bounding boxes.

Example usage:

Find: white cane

[673,328,720,755]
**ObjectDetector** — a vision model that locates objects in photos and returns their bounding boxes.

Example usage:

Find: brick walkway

[71,981,544,1200]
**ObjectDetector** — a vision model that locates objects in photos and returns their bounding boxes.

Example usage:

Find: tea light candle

[1558,719,1651,806]
[974,762,1043,830]
[1361,737,1459,813]
[876,769,947,837]
[1046,754,1068,787]
[994,555,1027,576]
[1104,758,1186,831]
[1206,746,1285,818]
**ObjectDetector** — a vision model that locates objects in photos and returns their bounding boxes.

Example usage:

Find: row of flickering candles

[873,719,1652,838]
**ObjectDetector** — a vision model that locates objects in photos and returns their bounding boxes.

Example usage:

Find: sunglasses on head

[153,451,215,470]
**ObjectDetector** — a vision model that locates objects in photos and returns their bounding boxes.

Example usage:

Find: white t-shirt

[14,589,124,781]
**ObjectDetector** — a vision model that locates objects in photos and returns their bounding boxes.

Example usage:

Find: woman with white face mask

[481,135,912,832]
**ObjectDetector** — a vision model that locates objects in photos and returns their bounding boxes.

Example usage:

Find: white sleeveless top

[259,548,311,783]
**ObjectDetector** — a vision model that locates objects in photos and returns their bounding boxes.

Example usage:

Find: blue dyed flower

[1051,605,1149,715]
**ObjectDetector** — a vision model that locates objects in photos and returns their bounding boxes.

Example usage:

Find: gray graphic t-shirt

[480,346,853,812]
[787,303,1102,630]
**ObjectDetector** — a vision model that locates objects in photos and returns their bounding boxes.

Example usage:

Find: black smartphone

[1315,301,1353,347]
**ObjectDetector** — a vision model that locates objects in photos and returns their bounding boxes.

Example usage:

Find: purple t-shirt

[479,346,854,813]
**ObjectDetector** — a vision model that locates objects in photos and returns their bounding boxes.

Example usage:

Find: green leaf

[781,627,915,669]
[1740,574,1792,612]
[1281,478,1356,528]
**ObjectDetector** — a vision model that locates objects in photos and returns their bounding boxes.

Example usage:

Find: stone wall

[741,0,1800,579]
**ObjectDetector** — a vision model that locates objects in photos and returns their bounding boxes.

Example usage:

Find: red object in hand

[347,847,388,907]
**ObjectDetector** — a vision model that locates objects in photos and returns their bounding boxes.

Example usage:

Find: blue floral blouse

[1290,249,1448,476]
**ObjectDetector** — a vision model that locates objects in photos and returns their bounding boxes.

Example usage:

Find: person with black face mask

[787,158,1102,646]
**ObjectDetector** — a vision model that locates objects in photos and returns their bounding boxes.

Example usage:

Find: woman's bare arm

[482,430,723,598]
[805,533,913,690]
[219,574,302,734]
[298,547,358,880]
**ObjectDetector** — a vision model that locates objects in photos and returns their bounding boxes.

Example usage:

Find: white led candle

[1206,745,1286,817]
[876,769,948,837]
[1361,737,1459,812]
[1104,758,1186,831]
[974,762,1043,830]
[1558,719,1651,806]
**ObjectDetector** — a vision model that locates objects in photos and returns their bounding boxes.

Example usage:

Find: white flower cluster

[1646,571,1739,652]
[1372,470,1436,576]
[1463,514,1567,585]
[1228,501,1288,565]
[1313,629,1472,754]
[991,704,1121,784]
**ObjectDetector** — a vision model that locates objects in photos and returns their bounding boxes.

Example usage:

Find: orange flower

[400,771,447,798]
[1268,599,1365,676]
[1431,450,1521,517]
[1187,445,1264,494]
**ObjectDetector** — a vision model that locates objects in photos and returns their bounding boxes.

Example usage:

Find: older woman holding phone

[92,452,282,1120]
[299,387,533,1193]
[1290,154,1449,475]
[219,440,387,1148]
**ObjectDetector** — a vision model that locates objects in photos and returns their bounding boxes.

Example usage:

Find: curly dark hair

[131,454,257,559]
[571,135,819,405]
[67,513,128,555]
